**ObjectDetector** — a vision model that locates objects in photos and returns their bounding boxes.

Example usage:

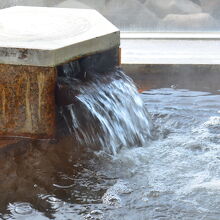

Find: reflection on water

[0,88,220,219]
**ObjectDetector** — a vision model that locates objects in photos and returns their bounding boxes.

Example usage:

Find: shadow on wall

[1,0,220,31]
[123,64,220,93]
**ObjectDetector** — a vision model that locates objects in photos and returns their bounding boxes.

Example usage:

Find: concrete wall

[122,64,220,92]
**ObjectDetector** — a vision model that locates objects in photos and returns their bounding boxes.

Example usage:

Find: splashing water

[57,68,152,154]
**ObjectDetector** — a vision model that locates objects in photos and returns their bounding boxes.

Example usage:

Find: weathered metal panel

[0,64,56,139]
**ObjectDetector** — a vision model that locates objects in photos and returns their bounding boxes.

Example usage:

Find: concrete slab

[121,33,220,65]
[0,6,120,66]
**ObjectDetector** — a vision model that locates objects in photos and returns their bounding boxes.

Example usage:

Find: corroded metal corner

[0,47,119,141]
[0,64,56,139]
[0,6,120,143]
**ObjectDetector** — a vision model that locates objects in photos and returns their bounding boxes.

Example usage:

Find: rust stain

[0,64,57,139]
[0,86,6,124]
[24,74,32,131]
[37,72,45,121]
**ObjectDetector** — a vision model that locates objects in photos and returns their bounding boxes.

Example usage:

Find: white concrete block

[121,37,220,65]
[0,6,120,66]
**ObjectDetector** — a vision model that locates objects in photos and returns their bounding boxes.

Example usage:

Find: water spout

[56,67,152,155]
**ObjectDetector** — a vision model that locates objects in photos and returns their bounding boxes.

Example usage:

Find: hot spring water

[0,66,220,219]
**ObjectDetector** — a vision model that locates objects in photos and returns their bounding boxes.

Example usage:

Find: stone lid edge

[0,31,120,67]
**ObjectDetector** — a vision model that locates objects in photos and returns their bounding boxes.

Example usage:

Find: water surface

[1,88,220,220]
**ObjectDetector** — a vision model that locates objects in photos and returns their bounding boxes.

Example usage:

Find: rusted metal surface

[0,64,57,139]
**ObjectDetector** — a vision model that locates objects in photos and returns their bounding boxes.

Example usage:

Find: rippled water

[1,87,220,220]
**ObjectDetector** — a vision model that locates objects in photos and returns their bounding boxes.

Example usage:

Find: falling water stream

[0,68,220,219]
[57,68,152,155]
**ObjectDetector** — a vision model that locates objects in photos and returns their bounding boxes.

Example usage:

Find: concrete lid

[0,6,120,67]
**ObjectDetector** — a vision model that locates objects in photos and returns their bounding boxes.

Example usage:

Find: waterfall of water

[56,67,152,155]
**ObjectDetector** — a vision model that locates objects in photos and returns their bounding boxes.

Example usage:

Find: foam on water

[81,88,220,220]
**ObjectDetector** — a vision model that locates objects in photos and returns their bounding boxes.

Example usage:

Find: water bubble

[90,210,103,215]
[47,196,64,209]
[38,194,64,210]
[8,202,33,216]
[53,183,74,189]
[102,193,121,206]
[101,180,132,206]
[109,180,132,195]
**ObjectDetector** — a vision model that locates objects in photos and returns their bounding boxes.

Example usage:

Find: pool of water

[0,87,220,220]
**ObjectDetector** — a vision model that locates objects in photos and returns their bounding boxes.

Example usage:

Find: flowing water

[0,71,220,219]
[57,68,152,155]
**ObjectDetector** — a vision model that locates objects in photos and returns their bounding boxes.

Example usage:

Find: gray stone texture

[102,0,159,30]
[54,0,159,31]
[144,0,202,18]
[1,0,220,32]
[54,0,90,9]
[51,0,220,31]
[199,0,220,19]
[0,0,50,8]
[160,13,217,31]
[54,0,106,11]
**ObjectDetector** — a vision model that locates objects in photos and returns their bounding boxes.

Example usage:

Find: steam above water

[58,68,152,154]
